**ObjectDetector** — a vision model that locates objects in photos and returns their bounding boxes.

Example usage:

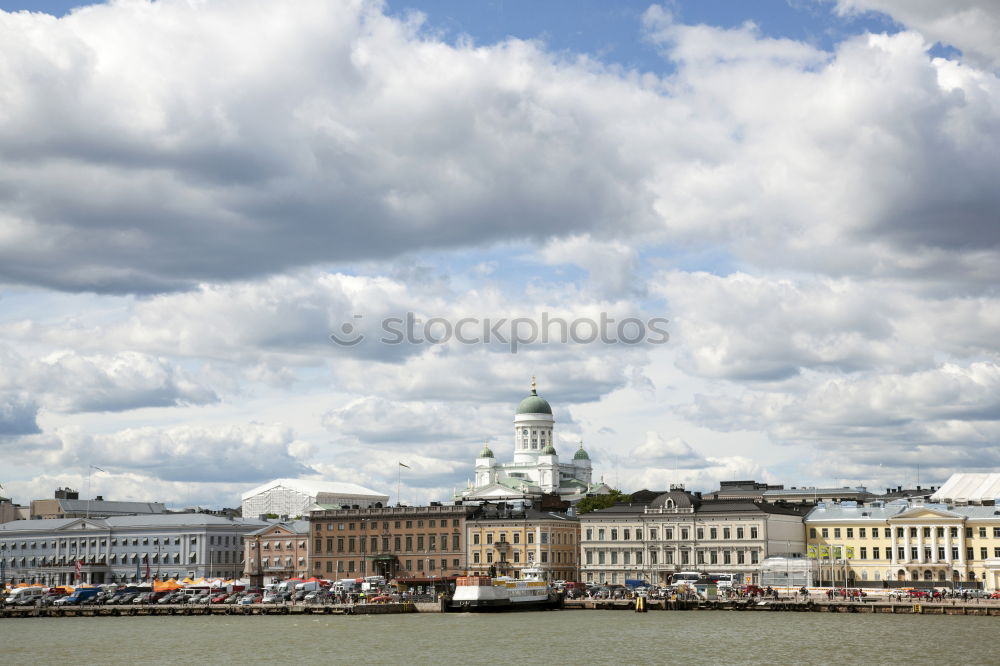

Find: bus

[708,573,736,588]
[670,571,702,585]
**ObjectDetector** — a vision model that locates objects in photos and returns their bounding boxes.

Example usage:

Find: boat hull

[445,595,563,613]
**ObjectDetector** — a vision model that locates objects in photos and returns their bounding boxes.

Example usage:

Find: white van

[7,587,44,606]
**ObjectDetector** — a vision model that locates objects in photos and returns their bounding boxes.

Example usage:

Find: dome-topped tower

[513,376,555,464]
[573,441,592,485]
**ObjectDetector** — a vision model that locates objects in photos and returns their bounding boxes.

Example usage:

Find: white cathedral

[456,379,611,502]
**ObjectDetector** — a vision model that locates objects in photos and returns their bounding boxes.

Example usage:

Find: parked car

[239,594,261,605]
[211,593,230,604]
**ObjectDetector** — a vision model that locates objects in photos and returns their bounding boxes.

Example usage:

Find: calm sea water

[0,611,994,665]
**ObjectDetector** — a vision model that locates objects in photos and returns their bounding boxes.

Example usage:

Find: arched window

[861,570,868,581]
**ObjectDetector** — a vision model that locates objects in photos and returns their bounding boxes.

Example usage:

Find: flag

[398,462,410,468]
[845,546,855,559]
[806,544,817,559]
[74,559,82,581]
[90,465,106,473]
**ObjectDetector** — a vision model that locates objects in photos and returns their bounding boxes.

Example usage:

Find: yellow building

[466,508,579,581]
[805,499,1000,589]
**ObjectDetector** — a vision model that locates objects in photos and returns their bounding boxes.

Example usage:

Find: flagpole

[397,462,410,507]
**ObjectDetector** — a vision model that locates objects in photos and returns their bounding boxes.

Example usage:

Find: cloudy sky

[1,0,998,509]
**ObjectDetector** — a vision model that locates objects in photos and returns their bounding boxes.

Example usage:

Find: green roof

[541,443,557,455]
[516,389,552,415]
[479,444,494,458]
[573,444,590,460]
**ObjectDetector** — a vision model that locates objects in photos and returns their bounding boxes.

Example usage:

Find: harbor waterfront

[1,611,995,666]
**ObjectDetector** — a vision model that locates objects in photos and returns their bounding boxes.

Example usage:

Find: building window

[473,534,480,545]
[860,547,867,559]
[859,528,866,538]
[736,528,744,539]
[873,547,880,560]
[750,527,758,539]
[610,529,618,541]
[822,528,828,538]
[834,528,841,538]
[846,528,853,538]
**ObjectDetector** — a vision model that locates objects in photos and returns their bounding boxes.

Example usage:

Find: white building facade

[579,489,807,586]
[0,514,268,585]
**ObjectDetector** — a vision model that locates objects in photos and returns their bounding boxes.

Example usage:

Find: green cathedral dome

[516,379,552,415]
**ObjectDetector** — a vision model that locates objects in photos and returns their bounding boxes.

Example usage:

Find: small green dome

[573,444,590,460]
[478,444,494,458]
[541,443,557,455]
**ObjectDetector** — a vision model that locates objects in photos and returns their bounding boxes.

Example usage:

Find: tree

[575,489,631,514]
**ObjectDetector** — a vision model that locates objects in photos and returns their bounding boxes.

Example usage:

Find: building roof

[249,519,311,536]
[931,473,1000,504]
[649,490,699,510]
[57,499,166,515]
[478,444,494,458]
[573,444,590,460]
[806,499,1000,522]
[241,478,388,501]
[0,514,269,533]
[0,518,80,532]
[762,487,869,498]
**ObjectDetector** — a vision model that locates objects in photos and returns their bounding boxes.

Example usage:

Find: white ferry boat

[447,568,562,612]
